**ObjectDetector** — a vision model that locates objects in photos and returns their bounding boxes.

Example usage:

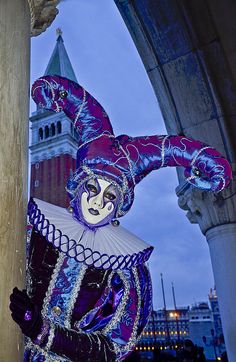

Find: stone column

[207,224,236,359]
[0,1,59,360]
[0,2,30,359]
[177,171,236,361]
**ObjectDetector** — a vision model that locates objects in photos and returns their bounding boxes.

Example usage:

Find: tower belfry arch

[115,0,236,360]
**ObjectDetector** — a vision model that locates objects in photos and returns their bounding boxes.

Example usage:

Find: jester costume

[10,75,232,362]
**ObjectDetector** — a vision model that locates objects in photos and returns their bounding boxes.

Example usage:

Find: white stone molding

[27,0,60,37]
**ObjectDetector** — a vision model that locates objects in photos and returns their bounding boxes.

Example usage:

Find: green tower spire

[44,29,78,82]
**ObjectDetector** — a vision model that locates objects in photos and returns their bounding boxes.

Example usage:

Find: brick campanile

[30,30,78,208]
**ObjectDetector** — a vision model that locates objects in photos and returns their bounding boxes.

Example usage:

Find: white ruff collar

[28,198,153,270]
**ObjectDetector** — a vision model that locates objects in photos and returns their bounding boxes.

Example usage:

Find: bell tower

[30,30,78,208]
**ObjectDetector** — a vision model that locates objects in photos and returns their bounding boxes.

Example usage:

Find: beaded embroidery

[64,264,87,329]
[191,146,212,167]
[161,136,168,167]
[102,270,130,335]
[45,324,56,352]
[41,254,65,320]
[75,87,86,123]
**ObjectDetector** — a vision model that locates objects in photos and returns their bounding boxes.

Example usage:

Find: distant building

[209,287,226,357]
[139,289,225,359]
[189,302,215,360]
[141,307,189,346]
[30,31,78,207]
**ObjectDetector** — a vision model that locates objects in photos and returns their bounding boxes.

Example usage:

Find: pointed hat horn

[32,75,232,215]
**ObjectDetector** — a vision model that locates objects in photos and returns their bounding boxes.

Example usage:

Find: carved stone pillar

[177,167,236,360]
[0,1,59,360]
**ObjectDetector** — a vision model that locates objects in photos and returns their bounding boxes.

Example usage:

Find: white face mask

[81,178,118,225]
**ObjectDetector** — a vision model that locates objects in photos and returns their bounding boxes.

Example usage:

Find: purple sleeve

[50,327,116,362]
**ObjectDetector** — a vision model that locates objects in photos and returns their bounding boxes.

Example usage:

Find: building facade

[139,290,225,360]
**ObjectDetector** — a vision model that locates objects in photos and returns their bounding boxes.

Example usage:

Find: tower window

[57,121,62,134]
[35,162,39,170]
[45,125,49,138]
[51,123,56,136]
[34,180,39,188]
[39,128,43,140]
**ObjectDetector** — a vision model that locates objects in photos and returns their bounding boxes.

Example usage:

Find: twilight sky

[30,0,214,310]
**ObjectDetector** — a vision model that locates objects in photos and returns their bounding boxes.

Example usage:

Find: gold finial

[56,28,63,36]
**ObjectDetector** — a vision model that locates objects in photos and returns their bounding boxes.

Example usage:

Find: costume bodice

[25,228,152,361]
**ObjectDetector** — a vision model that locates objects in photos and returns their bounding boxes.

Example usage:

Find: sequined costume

[24,198,153,361]
[10,75,232,362]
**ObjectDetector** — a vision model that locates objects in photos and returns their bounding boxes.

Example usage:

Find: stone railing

[27,0,60,36]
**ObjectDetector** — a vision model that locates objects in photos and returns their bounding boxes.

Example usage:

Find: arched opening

[45,125,49,138]
[38,128,43,140]
[57,121,62,134]
[51,123,56,136]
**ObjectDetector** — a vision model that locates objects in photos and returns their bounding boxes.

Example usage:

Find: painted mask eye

[87,184,98,194]
[104,192,116,201]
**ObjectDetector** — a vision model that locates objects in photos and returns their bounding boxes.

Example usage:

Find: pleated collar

[28,198,153,270]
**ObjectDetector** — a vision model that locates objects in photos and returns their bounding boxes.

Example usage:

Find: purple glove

[9,287,43,340]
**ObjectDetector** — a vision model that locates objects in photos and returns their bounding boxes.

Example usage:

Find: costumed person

[9,75,232,362]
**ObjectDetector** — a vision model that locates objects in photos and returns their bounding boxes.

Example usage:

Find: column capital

[27,0,60,37]
[176,164,236,235]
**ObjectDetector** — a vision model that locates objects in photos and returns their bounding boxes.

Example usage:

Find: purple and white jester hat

[32,75,232,217]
